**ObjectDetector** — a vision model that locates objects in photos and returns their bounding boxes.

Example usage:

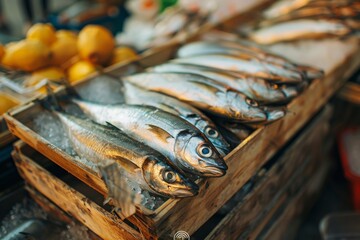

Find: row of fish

[41,35,323,202]
[249,0,360,44]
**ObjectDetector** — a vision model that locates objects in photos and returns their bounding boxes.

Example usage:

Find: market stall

[1,0,360,239]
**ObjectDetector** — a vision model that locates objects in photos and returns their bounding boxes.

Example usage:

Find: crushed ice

[0,198,91,240]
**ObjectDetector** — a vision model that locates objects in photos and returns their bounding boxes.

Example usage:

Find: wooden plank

[154,45,360,238]
[259,161,331,240]
[26,185,102,240]
[338,82,360,105]
[205,106,331,240]
[12,149,142,240]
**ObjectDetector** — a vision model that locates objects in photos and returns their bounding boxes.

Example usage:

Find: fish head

[195,119,231,156]
[226,91,267,122]
[142,156,199,198]
[175,130,228,177]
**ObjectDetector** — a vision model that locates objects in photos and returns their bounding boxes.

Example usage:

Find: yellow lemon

[67,61,98,83]
[25,67,65,87]
[27,23,57,46]
[110,46,138,66]
[56,30,77,40]
[51,36,78,67]
[2,40,51,71]
[77,25,115,65]
[0,93,19,115]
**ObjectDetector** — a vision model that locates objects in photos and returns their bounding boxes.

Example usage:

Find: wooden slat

[338,82,360,105]
[154,45,360,238]
[205,106,331,240]
[12,150,142,240]
[259,162,331,240]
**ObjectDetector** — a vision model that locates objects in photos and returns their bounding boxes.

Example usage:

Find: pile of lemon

[0,23,137,87]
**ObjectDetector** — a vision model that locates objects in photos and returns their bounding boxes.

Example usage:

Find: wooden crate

[4,34,360,238]
[12,105,332,240]
[203,106,332,240]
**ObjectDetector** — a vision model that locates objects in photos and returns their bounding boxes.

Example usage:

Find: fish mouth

[174,187,199,197]
[281,86,299,98]
[202,165,227,177]
[266,109,286,122]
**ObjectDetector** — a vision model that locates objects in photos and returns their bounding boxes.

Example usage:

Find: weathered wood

[259,162,331,240]
[153,43,360,238]
[12,149,143,240]
[25,185,102,240]
[338,82,360,105]
[205,106,331,240]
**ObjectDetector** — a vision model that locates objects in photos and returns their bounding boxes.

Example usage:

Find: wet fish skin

[123,72,269,122]
[72,100,228,177]
[250,19,352,45]
[172,54,305,83]
[55,111,198,198]
[177,41,324,80]
[123,82,231,156]
[150,62,300,104]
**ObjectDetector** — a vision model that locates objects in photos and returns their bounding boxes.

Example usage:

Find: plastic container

[338,127,360,211]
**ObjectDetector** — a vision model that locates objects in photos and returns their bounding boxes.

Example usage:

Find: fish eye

[269,82,279,89]
[162,170,176,183]
[197,144,213,158]
[245,98,259,107]
[205,127,219,138]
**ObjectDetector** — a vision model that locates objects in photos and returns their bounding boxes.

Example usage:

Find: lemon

[0,93,19,115]
[56,30,77,40]
[109,46,138,66]
[51,36,78,67]
[2,40,51,71]
[67,61,98,83]
[27,23,57,46]
[25,67,65,87]
[77,25,115,65]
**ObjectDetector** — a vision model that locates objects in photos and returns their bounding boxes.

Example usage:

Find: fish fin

[188,79,222,94]
[147,124,174,142]
[99,163,141,219]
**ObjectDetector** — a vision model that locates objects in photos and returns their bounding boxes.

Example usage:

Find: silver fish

[263,0,312,19]
[150,62,299,103]
[55,111,198,198]
[172,54,305,83]
[123,82,231,156]
[177,41,324,80]
[250,19,352,45]
[200,32,324,80]
[123,72,269,122]
[72,100,228,177]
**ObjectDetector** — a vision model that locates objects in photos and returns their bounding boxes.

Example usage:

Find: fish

[249,19,352,45]
[123,72,269,122]
[150,62,300,104]
[54,110,198,198]
[71,99,228,177]
[122,82,231,156]
[172,54,305,83]
[263,0,312,19]
[177,40,324,79]
[217,121,254,142]
[260,5,360,27]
